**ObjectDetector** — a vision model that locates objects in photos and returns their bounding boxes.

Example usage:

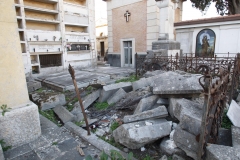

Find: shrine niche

[195,29,216,57]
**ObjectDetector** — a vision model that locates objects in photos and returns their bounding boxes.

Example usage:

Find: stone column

[0,0,41,147]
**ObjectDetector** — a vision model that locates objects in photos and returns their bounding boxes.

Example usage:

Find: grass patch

[36,88,44,93]
[221,110,232,129]
[67,104,74,112]
[0,139,12,152]
[75,120,85,127]
[94,102,111,110]
[110,122,120,131]
[115,75,139,83]
[39,109,62,127]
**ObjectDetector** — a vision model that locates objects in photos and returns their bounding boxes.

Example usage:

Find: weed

[52,142,58,145]
[115,75,139,83]
[66,104,74,112]
[143,155,152,160]
[221,110,232,129]
[95,102,110,110]
[36,88,44,93]
[86,86,93,91]
[75,120,85,127]
[39,109,62,127]
[0,104,11,116]
[0,139,12,151]
[110,122,120,131]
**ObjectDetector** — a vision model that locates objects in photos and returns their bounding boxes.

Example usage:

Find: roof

[174,14,240,27]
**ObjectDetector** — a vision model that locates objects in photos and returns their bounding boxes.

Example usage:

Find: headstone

[98,82,132,102]
[53,105,75,124]
[151,71,203,97]
[227,100,240,127]
[113,119,172,149]
[231,126,240,149]
[206,144,240,160]
[134,95,159,114]
[124,106,168,123]
[107,88,126,104]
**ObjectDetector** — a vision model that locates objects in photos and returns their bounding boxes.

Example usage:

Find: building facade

[14,0,96,77]
[103,0,184,67]
[96,18,108,58]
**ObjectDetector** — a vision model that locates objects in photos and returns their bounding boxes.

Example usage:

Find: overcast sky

[95,0,220,22]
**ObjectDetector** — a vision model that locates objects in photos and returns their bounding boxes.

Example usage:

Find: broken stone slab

[31,93,66,111]
[98,82,132,102]
[151,71,203,97]
[160,137,184,156]
[107,88,126,105]
[134,95,159,114]
[173,126,199,160]
[132,78,149,91]
[95,128,106,137]
[53,105,75,124]
[27,81,42,93]
[206,144,240,160]
[157,98,169,105]
[232,126,240,149]
[113,119,172,149]
[0,144,4,160]
[172,154,185,160]
[143,70,165,78]
[124,106,168,123]
[71,107,84,122]
[227,100,240,127]
[169,98,203,121]
[74,89,101,109]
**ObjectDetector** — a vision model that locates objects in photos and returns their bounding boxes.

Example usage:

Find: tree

[190,0,240,15]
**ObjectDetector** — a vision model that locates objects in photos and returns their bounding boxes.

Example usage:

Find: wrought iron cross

[124,10,131,22]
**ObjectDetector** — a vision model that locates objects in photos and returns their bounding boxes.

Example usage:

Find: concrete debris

[132,78,149,91]
[206,144,240,160]
[77,145,85,156]
[95,129,106,137]
[141,147,146,152]
[173,126,199,160]
[27,81,42,93]
[71,107,84,122]
[143,70,165,78]
[157,98,169,105]
[113,119,172,149]
[172,154,185,160]
[134,95,159,114]
[98,82,132,102]
[227,100,240,127]
[107,88,126,104]
[74,89,101,109]
[31,92,66,110]
[159,155,168,160]
[82,119,98,127]
[232,126,240,149]
[160,137,184,156]
[53,105,75,124]
[151,71,203,97]
[123,106,168,123]
[0,144,4,160]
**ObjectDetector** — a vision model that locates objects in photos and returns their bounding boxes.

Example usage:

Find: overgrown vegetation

[115,75,139,83]
[86,150,133,160]
[0,139,12,151]
[221,110,232,129]
[39,109,62,127]
[110,122,120,131]
[0,104,11,116]
[95,102,111,110]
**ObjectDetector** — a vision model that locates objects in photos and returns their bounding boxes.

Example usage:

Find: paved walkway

[3,115,100,160]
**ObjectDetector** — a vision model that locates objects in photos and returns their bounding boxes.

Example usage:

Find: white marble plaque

[227,100,240,127]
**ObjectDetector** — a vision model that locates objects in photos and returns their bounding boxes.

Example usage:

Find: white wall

[175,20,240,55]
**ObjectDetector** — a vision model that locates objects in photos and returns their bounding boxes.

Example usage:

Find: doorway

[100,42,105,57]
[123,41,132,67]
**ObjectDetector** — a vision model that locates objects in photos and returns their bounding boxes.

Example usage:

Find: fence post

[176,52,179,70]
[135,52,138,78]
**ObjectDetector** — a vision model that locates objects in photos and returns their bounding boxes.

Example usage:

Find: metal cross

[124,10,131,22]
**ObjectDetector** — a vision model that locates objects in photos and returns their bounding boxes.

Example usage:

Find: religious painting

[195,29,216,57]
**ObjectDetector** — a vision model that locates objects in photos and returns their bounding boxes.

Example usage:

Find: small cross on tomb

[124,10,131,22]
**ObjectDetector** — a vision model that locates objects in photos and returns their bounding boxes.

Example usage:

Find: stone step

[232,125,240,149]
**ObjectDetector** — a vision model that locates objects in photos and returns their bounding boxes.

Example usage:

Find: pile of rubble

[30,70,240,160]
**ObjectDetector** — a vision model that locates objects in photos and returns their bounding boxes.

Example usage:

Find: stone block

[160,137,184,156]
[206,144,240,160]
[53,106,75,124]
[173,126,198,160]
[27,81,42,93]
[132,78,149,91]
[113,119,172,149]
[74,89,101,109]
[0,144,4,160]
[124,106,168,123]
[0,103,41,147]
[227,100,240,127]
[134,95,159,114]
[31,93,66,111]
[157,98,169,105]
[107,88,126,104]
[151,71,203,96]
[232,126,240,149]
[99,82,132,102]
